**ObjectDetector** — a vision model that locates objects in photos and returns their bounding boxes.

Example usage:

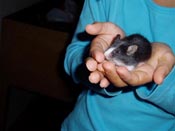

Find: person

[61,0,175,130]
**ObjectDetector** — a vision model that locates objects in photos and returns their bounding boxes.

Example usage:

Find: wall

[0,0,42,130]
[0,0,42,37]
[1,0,42,16]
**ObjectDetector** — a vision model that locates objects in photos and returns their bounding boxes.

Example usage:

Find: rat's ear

[126,45,138,55]
[115,34,121,40]
[112,34,121,44]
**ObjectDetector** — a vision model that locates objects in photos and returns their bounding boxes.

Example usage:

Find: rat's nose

[104,52,112,60]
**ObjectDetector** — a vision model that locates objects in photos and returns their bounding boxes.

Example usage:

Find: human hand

[102,43,175,87]
[85,22,125,87]
[85,22,175,88]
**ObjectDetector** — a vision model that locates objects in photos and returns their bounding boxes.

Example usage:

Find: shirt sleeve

[64,0,122,96]
[136,66,175,115]
[64,0,106,79]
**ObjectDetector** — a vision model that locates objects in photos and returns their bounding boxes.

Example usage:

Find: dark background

[0,0,84,130]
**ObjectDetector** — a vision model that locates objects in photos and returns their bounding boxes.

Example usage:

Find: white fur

[112,59,135,71]
[104,48,135,71]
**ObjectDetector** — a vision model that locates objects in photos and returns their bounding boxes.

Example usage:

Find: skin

[85,8,175,88]
[154,0,175,7]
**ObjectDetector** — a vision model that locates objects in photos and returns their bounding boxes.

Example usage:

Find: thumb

[85,22,125,38]
[154,53,175,84]
[153,64,169,84]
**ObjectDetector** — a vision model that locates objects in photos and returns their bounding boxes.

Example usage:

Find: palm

[85,22,175,88]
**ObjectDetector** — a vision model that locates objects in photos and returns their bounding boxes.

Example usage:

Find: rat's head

[104,34,151,66]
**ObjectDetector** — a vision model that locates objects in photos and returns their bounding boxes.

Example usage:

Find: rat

[104,34,152,71]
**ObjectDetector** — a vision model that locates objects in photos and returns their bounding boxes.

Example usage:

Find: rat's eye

[113,50,121,54]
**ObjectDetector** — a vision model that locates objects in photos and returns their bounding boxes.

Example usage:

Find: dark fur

[105,34,152,67]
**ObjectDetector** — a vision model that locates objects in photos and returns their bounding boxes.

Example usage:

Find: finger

[89,71,104,84]
[87,22,125,54]
[86,57,98,71]
[85,22,125,38]
[87,22,125,63]
[89,34,109,63]
[103,62,128,87]
[91,49,105,63]
[99,77,110,88]
[97,62,105,72]
[154,53,175,84]
[153,65,169,84]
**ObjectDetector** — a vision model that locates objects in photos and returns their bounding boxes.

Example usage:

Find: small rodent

[104,34,152,71]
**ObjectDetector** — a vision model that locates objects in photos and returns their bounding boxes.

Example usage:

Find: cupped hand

[85,22,125,87]
[85,22,175,88]
[102,42,175,87]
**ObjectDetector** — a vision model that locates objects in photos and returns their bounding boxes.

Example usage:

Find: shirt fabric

[62,0,175,130]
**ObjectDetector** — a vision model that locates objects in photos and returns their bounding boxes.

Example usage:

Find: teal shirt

[62,0,175,130]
